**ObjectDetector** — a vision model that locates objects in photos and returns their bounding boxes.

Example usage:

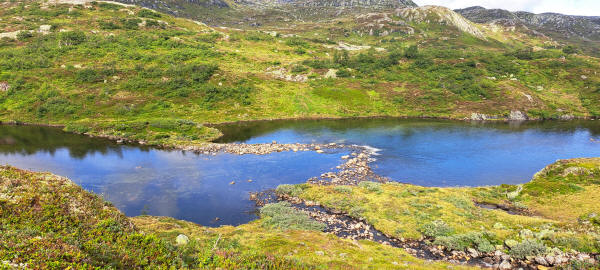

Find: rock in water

[176,234,189,245]
[508,110,528,121]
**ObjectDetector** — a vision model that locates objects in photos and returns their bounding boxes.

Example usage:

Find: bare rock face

[508,110,528,121]
[456,6,600,41]
[395,6,486,39]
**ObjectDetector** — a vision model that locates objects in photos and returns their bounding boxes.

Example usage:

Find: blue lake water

[215,118,600,187]
[0,125,346,226]
[1,119,599,226]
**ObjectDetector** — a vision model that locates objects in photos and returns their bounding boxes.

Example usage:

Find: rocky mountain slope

[456,6,600,42]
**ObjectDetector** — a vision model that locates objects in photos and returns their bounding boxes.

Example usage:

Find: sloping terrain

[0,165,471,269]
[456,6,600,55]
[2,157,598,268]
[0,1,598,146]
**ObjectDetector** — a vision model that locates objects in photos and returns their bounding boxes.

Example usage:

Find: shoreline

[1,114,596,148]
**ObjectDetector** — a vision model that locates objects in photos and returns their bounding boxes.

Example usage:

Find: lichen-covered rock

[176,234,189,245]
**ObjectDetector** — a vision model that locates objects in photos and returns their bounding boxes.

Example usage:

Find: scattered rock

[558,114,574,120]
[0,82,10,92]
[315,251,324,256]
[175,234,189,245]
[39,25,52,34]
[498,260,512,270]
[508,110,528,121]
[471,113,489,121]
[324,69,338,79]
[505,239,519,248]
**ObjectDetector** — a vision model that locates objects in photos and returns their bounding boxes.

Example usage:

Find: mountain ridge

[456,5,600,42]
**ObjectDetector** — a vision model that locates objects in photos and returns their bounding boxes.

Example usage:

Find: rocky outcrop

[456,6,600,41]
[508,110,528,121]
[395,6,486,39]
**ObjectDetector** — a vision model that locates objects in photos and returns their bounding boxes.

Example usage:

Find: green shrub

[99,20,120,30]
[285,37,308,47]
[291,65,308,73]
[434,232,495,253]
[59,30,85,46]
[260,202,325,231]
[275,184,305,197]
[358,181,382,193]
[336,69,351,78]
[419,220,454,238]
[509,239,547,259]
[562,45,580,54]
[16,31,33,41]
[333,186,352,194]
[120,18,142,30]
[404,45,419,59]
[76,68,102,83]
[138,9,161,18]
[348,206,366,218]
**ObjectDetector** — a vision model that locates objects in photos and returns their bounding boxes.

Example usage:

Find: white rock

[175,234,189,245]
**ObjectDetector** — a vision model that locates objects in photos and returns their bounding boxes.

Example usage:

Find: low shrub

[336,69,351,78]
[333,186,352,194]
[358,181,382,193]
[59,30,85,46]
[260,202,325,231]
[138,9,161,18]
[419,220,454,238]
[434,232,495,253]
[16,31,33,41]
[348,206,366,218]
[275,184,306,197]
[509,239,547,259]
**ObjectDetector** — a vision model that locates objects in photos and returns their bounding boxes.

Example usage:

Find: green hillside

[0,1,599,146]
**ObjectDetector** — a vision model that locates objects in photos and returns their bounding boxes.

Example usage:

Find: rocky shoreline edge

[2,121,599,269]
[253,191,600,270]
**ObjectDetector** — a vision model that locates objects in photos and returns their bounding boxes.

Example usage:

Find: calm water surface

[1,119,599,226]
[215,118,600,186]
[0,125,346,226]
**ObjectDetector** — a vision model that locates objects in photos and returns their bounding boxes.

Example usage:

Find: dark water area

[214,118,600,186]
[0,125,346,226]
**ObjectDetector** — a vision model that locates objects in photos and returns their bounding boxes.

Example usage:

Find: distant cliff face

[456,6,600,41]
[254,0,417,8]
[114,0,417,25]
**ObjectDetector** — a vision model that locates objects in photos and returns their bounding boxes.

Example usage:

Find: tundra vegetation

[2,158,599,268]
[1,1,600,269]
[0,1,598,146]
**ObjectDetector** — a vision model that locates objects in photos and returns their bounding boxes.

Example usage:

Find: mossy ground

[283,158,600,255]
[1,150,599,268]
[0,165,471,269]
[1,1,599,146]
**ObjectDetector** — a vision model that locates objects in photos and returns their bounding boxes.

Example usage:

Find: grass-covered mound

[0,166,471,269]
[0,166,183,268]
[0,1,599,147]
[281,158,600,256]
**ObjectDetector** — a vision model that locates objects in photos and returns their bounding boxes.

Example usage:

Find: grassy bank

[2,157,599,268]
[278,158,600,259]
[0,165,470,269]
[1,1,599,147]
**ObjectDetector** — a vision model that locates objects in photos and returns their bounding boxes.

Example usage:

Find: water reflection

[214,118,600,186]
[0,125,346,226]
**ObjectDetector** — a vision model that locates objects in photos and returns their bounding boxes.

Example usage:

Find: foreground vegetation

[278,158,600,260]
[0,1,599,146]
[0,166,469,269]
[2,156,599,268]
